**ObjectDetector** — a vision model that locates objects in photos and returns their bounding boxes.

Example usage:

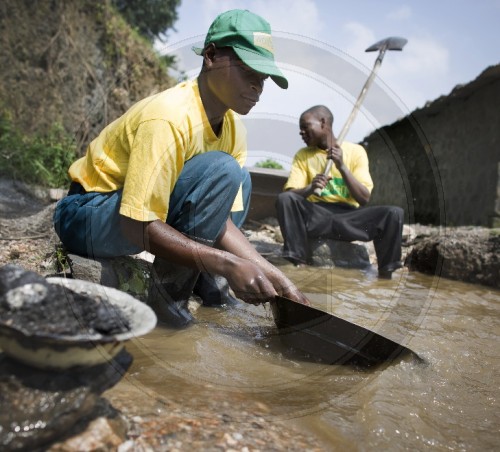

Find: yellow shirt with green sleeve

[284,142,373,207]
[68,79,247,222]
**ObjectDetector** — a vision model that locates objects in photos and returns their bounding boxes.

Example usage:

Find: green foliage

[54,244,70,273]
[111,0,181,42]
[255,158,284,170]
[0,110,76,188]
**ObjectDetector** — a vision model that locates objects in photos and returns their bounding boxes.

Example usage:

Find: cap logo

[253,32,274,54]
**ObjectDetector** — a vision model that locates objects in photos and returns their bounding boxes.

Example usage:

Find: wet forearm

[120,216,236,273]
[215,219,264,263]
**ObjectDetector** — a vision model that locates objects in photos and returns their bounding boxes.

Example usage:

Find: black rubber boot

[147,257,199,328]
[193,273,240,307]
[378,261,403,279]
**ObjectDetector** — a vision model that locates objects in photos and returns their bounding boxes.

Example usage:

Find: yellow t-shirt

[68,79,247,222]
[284,142,373,207]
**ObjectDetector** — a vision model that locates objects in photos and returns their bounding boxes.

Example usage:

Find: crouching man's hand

[266,268,311,306]
[224,258,278,305]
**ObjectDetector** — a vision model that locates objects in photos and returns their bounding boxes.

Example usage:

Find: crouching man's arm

[121,216,308,305]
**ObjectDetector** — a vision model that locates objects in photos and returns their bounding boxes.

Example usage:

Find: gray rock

[0,350,132,451]
[68,254,151,302]
[310,239,371,268]
[406,227,500,288]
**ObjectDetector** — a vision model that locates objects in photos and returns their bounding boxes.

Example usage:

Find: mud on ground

[0,179,59,275]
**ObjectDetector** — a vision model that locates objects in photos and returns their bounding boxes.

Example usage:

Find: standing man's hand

[327,144,344,169]
[327,143,371,206]
[311,173,331,193]
[289,173,331,198]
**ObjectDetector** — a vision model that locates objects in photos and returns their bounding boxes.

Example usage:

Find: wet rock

[310,239,370,268]
[48,400,127,452]
[0,350,132,451]
[406,227,500,288]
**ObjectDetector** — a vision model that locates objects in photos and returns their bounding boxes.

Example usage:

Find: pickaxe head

[365,36,408,53]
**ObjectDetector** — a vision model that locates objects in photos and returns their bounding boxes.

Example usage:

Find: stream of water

[118,265,500,450]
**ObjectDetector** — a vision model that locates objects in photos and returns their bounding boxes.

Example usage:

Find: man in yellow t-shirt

[276,105,404,278]
[54,10,309,327]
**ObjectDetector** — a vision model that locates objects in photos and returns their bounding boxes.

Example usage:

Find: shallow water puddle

[115,266,500,449]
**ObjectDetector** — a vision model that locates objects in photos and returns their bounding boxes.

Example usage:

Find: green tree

[255,158,284,170]
[0,109,76,188]
[111,0,181,42]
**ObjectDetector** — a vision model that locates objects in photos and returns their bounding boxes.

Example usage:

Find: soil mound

[0,0,174,155]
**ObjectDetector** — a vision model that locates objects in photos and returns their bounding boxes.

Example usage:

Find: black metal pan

[271,296,422,367]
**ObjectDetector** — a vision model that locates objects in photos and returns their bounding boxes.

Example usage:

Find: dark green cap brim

[232,46,288,89]
[192,45,288,89]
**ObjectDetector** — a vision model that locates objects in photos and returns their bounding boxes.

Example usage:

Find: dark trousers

[276,191,403,271]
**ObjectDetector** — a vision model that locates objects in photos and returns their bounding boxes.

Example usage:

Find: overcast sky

[157,0,500,168]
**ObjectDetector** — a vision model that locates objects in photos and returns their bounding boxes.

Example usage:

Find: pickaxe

[313,36,408,196]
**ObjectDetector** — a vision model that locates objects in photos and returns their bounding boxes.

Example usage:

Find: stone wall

[363,65,500,227]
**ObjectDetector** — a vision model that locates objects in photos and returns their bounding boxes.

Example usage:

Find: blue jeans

[54,152,251,258]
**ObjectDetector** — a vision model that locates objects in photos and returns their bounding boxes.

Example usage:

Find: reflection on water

[118,265,500,449]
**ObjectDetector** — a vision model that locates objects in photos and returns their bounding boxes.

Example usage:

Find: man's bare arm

[120,216,290,304]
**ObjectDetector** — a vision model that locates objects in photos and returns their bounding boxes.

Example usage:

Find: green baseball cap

[193,9,288,89]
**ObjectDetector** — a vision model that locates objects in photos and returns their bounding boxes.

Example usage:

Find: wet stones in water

[0,350,132,451]
[0,264,131,336]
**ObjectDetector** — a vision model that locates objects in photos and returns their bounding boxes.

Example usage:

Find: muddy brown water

[113,266,499,450]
